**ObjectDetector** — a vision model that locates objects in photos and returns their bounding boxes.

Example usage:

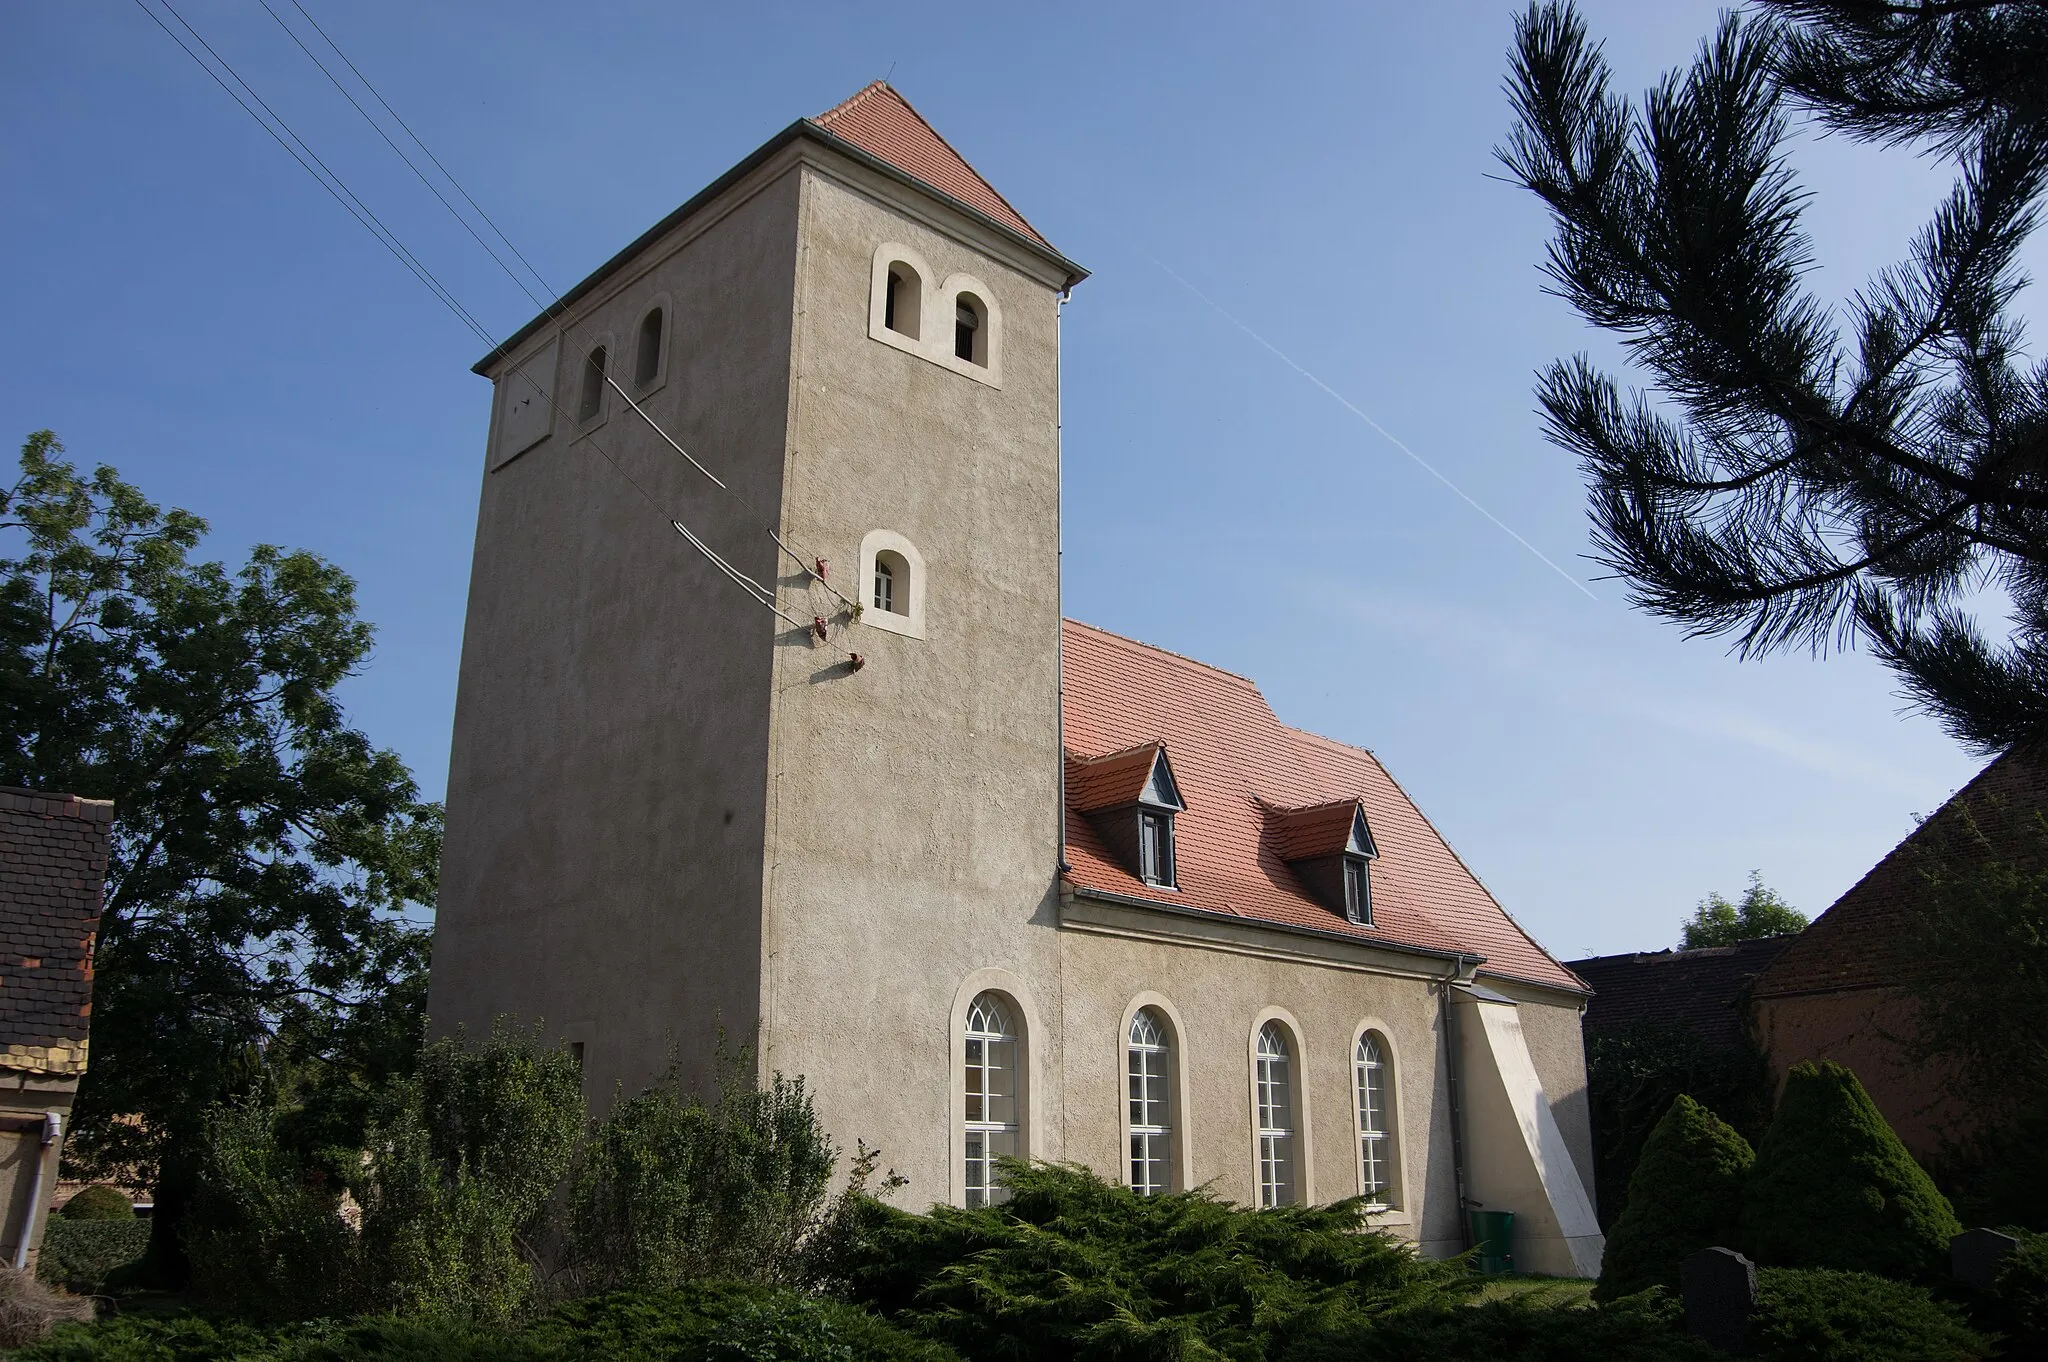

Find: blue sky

[3,1,2009,959]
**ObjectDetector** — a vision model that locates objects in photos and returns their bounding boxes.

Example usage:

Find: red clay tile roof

[1753,747,2048,999]
[1060,621,1583,992]
[1570,937,1793,1050]
[811,82,1052,249]
[1067,743,1169,813]
[1266,800,1369,862]
[0,788,111,1076]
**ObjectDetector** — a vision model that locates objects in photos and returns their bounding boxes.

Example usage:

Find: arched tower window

[577,345,607,422]
[885,264,922,339]
[634,308,664,388]
[857,531,925,639]
[1128,1010,1171,1195]
[1255,1022,1296,1207]
[954,293,986,365]
[964,992,1019,1208]
[1355,1031,1396,1204]
[873,550,907,616]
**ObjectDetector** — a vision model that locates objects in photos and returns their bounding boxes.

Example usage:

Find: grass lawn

[1469,1275,1595,1308]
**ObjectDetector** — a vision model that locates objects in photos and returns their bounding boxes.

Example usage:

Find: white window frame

[1254,1021,1296,1208]
[1354,1031,1394,1206]
[856,529,926,639]
[964,993,1019,1208]
[1128,1009,1171,1196]
[950,970,1040,1209]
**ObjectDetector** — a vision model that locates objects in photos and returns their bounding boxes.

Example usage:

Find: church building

[428,84,1602,1276]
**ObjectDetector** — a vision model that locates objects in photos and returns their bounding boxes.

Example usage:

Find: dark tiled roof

[1753,747,2048,999]
[1569,937,1795,1049]
[1060,620,1584,993]
[811,82,1052,248]
[0,788,110,1076]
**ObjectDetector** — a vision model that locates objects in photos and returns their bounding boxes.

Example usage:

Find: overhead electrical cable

[133,0,849,658]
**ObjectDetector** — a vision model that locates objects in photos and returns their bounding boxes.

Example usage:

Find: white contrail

[1152,258,1598,601]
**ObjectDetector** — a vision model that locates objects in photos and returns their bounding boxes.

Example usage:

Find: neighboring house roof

[1753,746,2048,1000]
[1569,937,1794,1050]
[810,82,1052,248]
[0,788,112,1077]
[1060,620,1584,993]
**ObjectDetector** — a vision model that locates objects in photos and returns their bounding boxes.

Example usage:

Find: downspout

[11,1111,61,1270]
[1055,287,1070,882]
[1437,958,1473,1251]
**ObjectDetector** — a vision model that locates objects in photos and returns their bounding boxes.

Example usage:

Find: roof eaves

[1067,883,1479,970]
[474,119,1088,376]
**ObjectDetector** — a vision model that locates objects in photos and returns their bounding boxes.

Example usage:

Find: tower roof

[810,83,1051,248]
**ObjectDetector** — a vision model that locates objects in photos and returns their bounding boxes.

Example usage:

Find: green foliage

[15,1283,955,1361]
[1680,872,1808,948]
[357,1025,586,1323]
[34,1221,148,1295]
[1584,1020,1772,1230]
[1750,1267,1988,1362]
[57,1187,132,1222]
[1741,1061,1962,1279]
[1595,1094,1753,1301]
[1284,1289,1720,1362]
[835,1159,1461,1361]
[0,432,441,1283]
[568,1052,842,1293]
[1984,1230,2048,1359]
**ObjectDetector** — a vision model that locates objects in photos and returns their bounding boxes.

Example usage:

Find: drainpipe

[1437,958,1473,1251]
[10,1111,61,1271]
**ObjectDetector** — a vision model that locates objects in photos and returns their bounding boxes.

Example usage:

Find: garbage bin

[1469,1210,1515,1275]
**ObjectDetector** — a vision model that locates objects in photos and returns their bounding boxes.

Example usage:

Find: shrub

[835,1159,1460,1361]
[1740,1060,1962,1278]
[57,1188,132,1223]
[568,1058,839,1293]
[1284,1289,1722,1362]
[1986,1230,2048,1358]
[35,1221,149,1295]
[1750,1267,1989,1362]
[1595,1093,1753,1301]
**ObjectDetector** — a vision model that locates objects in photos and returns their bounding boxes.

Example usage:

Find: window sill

[868,319,1003,389]
[860,606,924,640]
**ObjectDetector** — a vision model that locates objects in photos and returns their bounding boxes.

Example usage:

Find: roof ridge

[1061,618,1262,688]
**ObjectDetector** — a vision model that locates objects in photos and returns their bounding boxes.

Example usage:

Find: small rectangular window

[1139,811,1174,886]
[1344,859,1371,924]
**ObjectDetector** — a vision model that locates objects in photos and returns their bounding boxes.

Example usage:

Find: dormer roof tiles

[1059,620,1583,993]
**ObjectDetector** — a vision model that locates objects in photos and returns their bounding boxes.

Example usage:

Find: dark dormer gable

[1067,742,1184,887]
[1264,798,1378,925]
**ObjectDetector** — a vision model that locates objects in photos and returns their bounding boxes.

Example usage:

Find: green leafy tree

[1595,1094,1754,1301]
[1680,871,1808,948]
[0,431,441,1282]
[1501,1,2048,752]
[1741,1060,1961,1279]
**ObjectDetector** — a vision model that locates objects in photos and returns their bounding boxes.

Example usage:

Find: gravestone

[1952,1228,2020,1293]
[1682,1246,1758,1355]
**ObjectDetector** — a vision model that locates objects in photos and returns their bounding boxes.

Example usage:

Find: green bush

[1740,1060,1961,1278]
[835,1159,1461,1361]
[1595,1093,1752,1301]
[35,1220,149,1295]
[567,1061,840,1293]
[1986,1230,2048,1358]
[1750,1267,1989,1362]
[1284,1289,1720,1362]
[57,1188,133,1223]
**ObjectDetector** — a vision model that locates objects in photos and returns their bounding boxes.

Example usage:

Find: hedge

[35,1220,148,1295]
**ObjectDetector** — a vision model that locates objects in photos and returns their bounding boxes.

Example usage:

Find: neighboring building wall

[754,162,1070,1205]
[429,159,806,1106]
[1750,986,1955,1157]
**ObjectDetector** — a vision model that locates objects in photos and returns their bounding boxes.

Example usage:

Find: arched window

[954,293,986,365]
[1255,1022,1296,1207]
[885,265,922,339]
[873,550,907,616]
[577,345,607,422]
[964,992,1019,1208]
[1355,1032,1395,1203]
[634,308,664,388]
[1128,1010,1171,1195]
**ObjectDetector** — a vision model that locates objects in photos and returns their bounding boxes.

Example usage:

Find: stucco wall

[755,165,1069,1209]
[430,164,805,1108]
[0,1078,75,1268]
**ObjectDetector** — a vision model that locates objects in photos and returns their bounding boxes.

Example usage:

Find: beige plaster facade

[431,103,1601,1276]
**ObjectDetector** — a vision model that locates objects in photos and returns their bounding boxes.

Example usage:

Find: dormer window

[1268,799,1379,925]
[1067,742,1185,891]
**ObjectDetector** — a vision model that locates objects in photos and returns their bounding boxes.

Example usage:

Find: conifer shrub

[57,1188,132,1222]
[1739,1060,1961,1279]
[35,1220,149,1296]
[1749,1267,1988,1362]
[1283,1288,1721,1362]
[1985,1230,2048,1358]
[1594,1093,1752,1301]
[833,1159,1462,1361]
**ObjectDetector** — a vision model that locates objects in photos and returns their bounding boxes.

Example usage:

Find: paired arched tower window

[963,991,1020,1208]
[869,244,1002,385]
